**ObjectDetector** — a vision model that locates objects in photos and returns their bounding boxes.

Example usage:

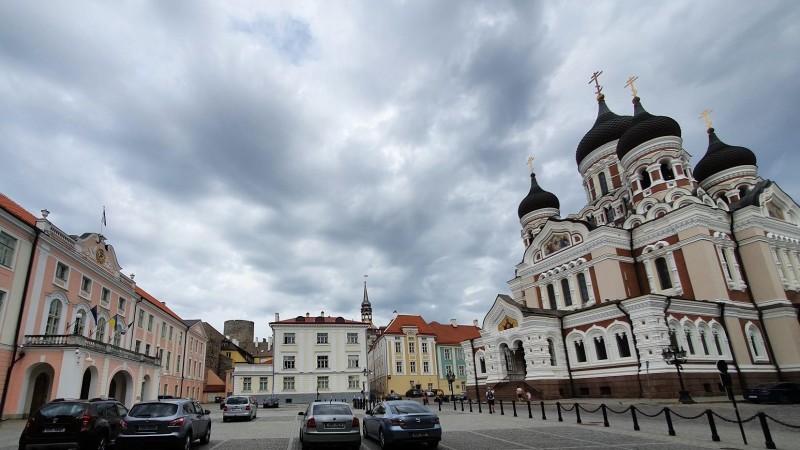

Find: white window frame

[395,361,403,374]
[745,322,769,362]
[284,333,296,344]
[242,377,252,392]
[347,332,358,344]
[317,333,328,344]
[347,354,359,368]
[80,276,92,297]
[259,377,269,391]
[317,376,329,390]
[55,262,69,283]
[317,355,329,369]
[283,376,295,391]
[283,355,295,369]
[348,375,359,389]
[0,230,17,269]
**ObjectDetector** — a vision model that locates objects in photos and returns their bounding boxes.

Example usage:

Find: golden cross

[625,76,639,98]
[527,156,535,174]
[699,109,713,129]
[589,71,603,97]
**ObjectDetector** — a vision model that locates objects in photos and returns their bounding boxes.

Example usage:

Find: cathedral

[466,74,800,400]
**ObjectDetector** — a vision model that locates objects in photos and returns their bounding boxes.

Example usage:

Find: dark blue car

[363,400,441,449]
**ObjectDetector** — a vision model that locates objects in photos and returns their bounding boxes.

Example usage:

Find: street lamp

[446,369,456,402]
[362,368,373,405]
[661,337,695,404]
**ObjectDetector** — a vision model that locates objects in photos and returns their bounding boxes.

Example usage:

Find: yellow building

[369,314,439,398]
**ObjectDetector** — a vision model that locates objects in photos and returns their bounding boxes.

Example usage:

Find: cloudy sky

[2,1,799,339]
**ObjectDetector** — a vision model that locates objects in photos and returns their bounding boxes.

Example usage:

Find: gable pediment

[525,220,589,264]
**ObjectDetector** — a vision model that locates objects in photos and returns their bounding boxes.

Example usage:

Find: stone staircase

[490,380,542,401]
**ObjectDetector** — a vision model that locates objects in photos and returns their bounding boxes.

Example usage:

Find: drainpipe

[179,323,189,397]
[615,301,643,398]
[727,211,782,382]
[0,227,40,420]
[717,302,746,390]
[558,316,575,398]
[128,297,144,351]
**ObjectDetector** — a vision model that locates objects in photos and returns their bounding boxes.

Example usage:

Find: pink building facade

[0,194,207,419]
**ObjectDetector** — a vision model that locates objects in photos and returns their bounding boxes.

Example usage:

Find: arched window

[113,330,122,347]
[594,336,608,360]
[598,172,609,195]
[96,317,106,342]
[639,169,652,189]
[479,357,486,373]
[547,339,557,366]
[739,186,749,199]
[616,332,631,358]
[546,284,557,310]
[73,311,85,335]
[45,300,62,335]
[655,257,672,289]
[684,329,696,355]
[561,279,572,306]
[605,205,615,223]
[577,273,590,303]
[660,162,675,181]
[713,331,723,355]
[574,340,587,363]
[699,330,710,355]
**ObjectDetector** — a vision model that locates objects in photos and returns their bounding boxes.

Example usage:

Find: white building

[270,312,370,404]
[230,362,274,401]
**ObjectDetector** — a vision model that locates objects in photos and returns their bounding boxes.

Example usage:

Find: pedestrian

[422,390,429,405]
[486,386,495,413]
[525,391,532,402]
[516,386,524,401]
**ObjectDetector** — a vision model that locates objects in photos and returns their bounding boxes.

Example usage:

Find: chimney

[275,313,280,322]
[450,319,457,327]
[473,319,480,328]
[262,338,267,343]
[321,311,325,317]
[306,312,310,317]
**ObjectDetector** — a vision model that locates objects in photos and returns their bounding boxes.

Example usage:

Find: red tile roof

[135,286,183,322]
[0,193,37,226]
[270,316,367,325]
[427,321,481,344]
[382,314,437,336]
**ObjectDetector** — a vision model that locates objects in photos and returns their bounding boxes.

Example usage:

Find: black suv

[405,389,424,398]
[117,398,211,450]
[19,397,128,450]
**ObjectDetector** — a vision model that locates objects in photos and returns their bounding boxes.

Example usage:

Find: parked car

[386,392,402,401]
[263,396,280,408]
[298,401,360,450]
[19,397,128,450]
[405,389,424,398]
[743,382,800,404]
[117,398,211,450]
[222,395,257,422]
[363,400,442,449]
[454,392,469,402]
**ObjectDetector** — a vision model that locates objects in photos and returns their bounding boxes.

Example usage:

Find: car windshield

[129,403,179,417]
[313,404,351,415]
[390,403,429,414]
[226,397,248,404]
[38,403,86,418]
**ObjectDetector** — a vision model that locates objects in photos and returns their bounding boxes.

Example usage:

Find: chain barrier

[632,406,664,418]
[577,404,602,413]
[560,403,576,411]
[710,411,758,424]
[764,413,800,429]
[668,408,707,420]
[604,405,631,414]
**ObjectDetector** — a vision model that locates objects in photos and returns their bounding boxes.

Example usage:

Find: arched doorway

[500,340,527,381]
[79,366,98,399]
[140,375,151,403]
[23,363,56,417]
[107,371,131,404]
[31,373,49,413]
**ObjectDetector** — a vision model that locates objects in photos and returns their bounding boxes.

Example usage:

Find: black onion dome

[518,173,560,219]
[616,97,681,160]
[693,128,757,183]
[576,95,632,165]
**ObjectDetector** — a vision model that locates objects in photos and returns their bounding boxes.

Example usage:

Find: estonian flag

[89,306,99,324]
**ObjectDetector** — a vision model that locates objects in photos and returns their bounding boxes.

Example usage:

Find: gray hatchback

[117,398,211,450]
[298,401,360,450]
[222,396,257,422]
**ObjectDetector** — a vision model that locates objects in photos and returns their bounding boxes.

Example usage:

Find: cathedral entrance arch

[499,340,528,381]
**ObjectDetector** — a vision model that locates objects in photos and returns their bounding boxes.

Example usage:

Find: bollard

[556,402,563,422]
[664,408,676,436]
[468,399,473,413]
[460,399,464,412]
[757,412,776,450]
[500,400,505,415]
[601,404,609,427]
[438,399,442,412]
[512,400,517,417]
[630,406,640,431]
[453,399,457,411]
[705,410,719,442]
[574,403,582,424]
[540,401,546,421]
[527,401,532,419]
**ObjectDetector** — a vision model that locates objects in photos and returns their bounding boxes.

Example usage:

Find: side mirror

[297,411,305,416]
[204,410,211,415]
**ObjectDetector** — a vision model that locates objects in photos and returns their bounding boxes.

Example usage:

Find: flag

[120,319,135,335]
[89,306,98,324]
[108,314,117,332]
[101,207,107,226]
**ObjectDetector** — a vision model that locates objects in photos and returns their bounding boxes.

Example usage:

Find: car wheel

[379,429,390,449]
[200,424,211,444]
[92,435,107,450]
[362,423,368,439]
[300,432,311,450]
[428,439,440,448]
[779,394,790,404]
[351,440,361,450]
[177,434,191,450]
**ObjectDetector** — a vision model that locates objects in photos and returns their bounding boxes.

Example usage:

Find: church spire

[361,275,373,324]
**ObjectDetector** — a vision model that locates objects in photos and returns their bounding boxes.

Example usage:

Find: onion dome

[693,128,757,183]
[576,94,632,165]
[518,173,560,219]
[616,96,681,160]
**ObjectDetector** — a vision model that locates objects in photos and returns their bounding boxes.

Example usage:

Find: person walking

[486,386,495,413]
[422,390,429,405]
[516,386,524,401]
[525,390,532,402]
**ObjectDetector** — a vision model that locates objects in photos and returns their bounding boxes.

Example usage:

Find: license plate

[412,432,428,437]
[325,422,345,429]
[44,427,65,433]
[139,425,158,431]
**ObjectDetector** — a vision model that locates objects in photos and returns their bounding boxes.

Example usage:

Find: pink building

[0,194,207,419]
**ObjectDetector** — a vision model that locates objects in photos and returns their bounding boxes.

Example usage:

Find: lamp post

[446,369,456,402]
[661,338,695,404]
[362,368,372,405]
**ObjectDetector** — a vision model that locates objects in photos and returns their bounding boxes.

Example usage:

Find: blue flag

[89,306,98,324]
